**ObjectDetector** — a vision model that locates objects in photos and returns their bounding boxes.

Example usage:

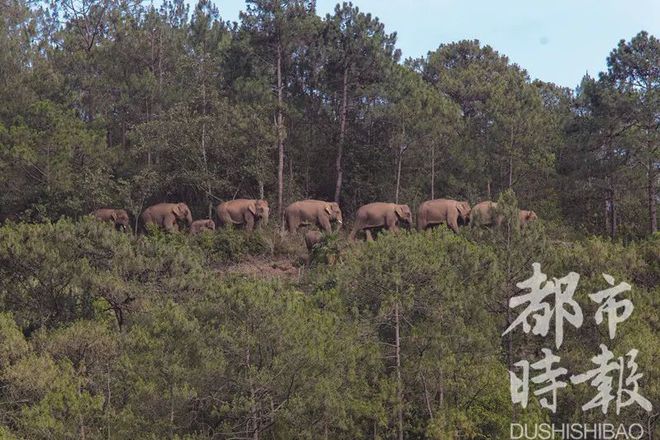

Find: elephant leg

[365,229,374,242]
[447,219,460,234]
[244,213,255,231]
[163,214,178,232]
[286,216,297,234]
[385,215,399,233]
[318,217,332,233]
[219,212,232,228]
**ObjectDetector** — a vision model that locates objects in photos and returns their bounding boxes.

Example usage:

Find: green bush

[192,227,273,263]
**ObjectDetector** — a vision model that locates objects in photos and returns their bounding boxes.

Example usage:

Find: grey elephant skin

[216,199,269,231]
[350,202,413,241]
[92,208,131,232]
[417,199,471,233]
[471,201,538,228]
[190,219,216,234]
[141,203,193,233]
[304,230,323,252]
[284,200,343,233]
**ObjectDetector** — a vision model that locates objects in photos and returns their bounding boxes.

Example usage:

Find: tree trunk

[79,380,86,440]
[106,369,111,440]
[431,143,435,199]
[508,125,514,188]
[248,349,259,440]
[605,195,611,237]
[334,66,349,203]
[422,374,433,420]
[394,300,404,440]
[396,144,403,205]
[605,183,617,240]
[648,157,657,233]
[276,41,285,219]
[395,127,406,204]
[200,56,213,219]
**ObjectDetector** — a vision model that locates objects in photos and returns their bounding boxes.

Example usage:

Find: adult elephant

[191,219,216,234]
[92,208,131,232]
[284,200,343,234]
[216,199,269,231]
[417,199,471,233]
[471,201,538,227]
[141,202,192,233]
[349,202,413,241]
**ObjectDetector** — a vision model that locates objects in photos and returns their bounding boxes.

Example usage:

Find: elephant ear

[395,205,404,218]
[325,204,333,215]
[110,211,118,221]
[248,202,257,216]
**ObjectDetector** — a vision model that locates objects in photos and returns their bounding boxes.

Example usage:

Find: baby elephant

[190,219,216,234]
[350,202,413,241]
[304,230,323,252]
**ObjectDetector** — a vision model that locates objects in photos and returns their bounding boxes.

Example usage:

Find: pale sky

[204,0,660,88]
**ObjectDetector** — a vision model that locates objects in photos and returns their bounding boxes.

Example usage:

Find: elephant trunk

[261,211,269,226]
[186,212,193,226]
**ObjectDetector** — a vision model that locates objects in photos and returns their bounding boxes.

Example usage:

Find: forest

[0,0,658,439]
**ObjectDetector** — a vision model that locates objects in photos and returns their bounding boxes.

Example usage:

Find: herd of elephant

[92,198,538,248]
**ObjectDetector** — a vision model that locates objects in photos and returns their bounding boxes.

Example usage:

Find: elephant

[190,219,216,234]
[284,200,343,234]
[349,202,413,241]
[216,199,269,231]
[417,199,471,233]
[141,202,193,233]
[471,201,538,228]
[518,210,538,227]
[92,208,131,232]
[304,230,323,252]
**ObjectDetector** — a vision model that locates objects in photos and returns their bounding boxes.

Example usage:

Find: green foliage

[308,232,343,266]
[0,218,208,331]
[0,211,657,438]
[192,226,274,262]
